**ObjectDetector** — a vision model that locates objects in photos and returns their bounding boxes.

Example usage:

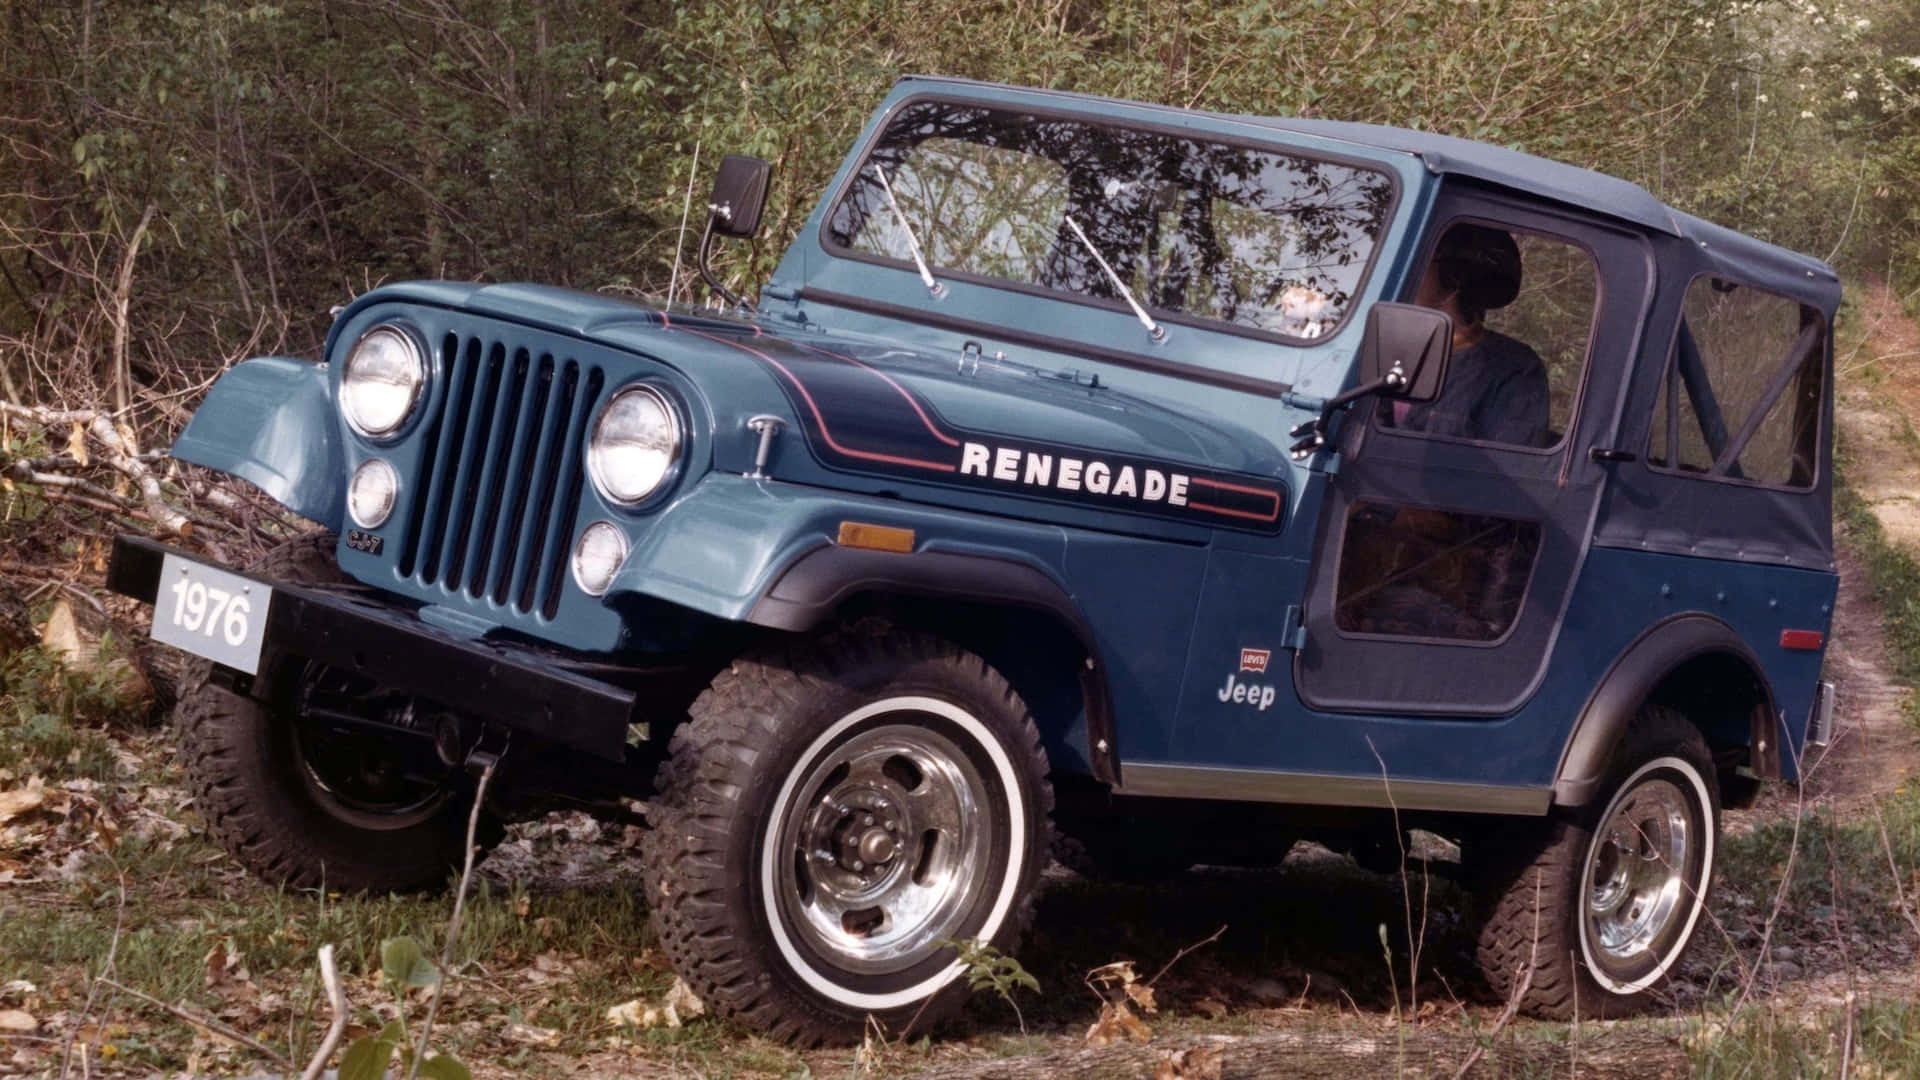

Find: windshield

[825,100,1397,340]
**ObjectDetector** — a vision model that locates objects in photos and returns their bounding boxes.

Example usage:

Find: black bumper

[108,534,637,761]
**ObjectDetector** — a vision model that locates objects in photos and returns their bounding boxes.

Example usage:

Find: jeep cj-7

[110,77,1839,1042]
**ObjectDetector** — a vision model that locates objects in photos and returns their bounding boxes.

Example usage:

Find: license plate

[150,554,273,675]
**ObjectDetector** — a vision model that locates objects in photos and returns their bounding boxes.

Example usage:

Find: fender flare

[1553,613,1779,807]
[170,357,344,529]
[747,543,1120,784]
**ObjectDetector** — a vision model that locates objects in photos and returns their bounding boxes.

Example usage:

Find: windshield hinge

[1282,605,1308,651]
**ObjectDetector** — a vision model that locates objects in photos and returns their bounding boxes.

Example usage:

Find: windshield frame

[815,92,1405,351]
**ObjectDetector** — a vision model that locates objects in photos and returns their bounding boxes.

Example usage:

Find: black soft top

[1245,116,1841,314]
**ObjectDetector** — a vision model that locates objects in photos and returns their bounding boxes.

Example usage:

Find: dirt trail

[1837,279,1920,550]
[1810,279,1920,807]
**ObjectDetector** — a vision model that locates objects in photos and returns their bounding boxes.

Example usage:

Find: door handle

[1589,447,1638,464]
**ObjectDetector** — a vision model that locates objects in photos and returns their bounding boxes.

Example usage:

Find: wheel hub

[774,720,991,975]
[1584,776,1693,966]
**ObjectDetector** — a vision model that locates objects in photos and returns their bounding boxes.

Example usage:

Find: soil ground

[5,286,1920,1078]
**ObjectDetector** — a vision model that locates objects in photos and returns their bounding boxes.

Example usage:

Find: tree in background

[0,0,1913,421]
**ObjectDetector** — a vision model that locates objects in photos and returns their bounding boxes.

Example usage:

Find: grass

[0,647,827,1079]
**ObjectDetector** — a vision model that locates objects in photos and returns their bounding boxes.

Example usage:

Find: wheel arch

[1554,613,1779,809]
[170,356,345,528]
[746,543,1117,785]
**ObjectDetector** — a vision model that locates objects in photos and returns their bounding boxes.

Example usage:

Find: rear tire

[1473,706,1718,1017]
[175,531,491,894]
[644,625,1053,1045]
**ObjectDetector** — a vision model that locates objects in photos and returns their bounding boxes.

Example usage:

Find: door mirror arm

[1287,368,1407,460]
[698,155,773,310]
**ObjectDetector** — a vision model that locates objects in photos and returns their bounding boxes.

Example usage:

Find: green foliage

[337,936,468,1080]
[381,935,444,990]
[942,937,1038,1029]
[2,1,1916,421]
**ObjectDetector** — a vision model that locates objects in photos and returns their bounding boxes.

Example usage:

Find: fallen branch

[95,978,290,1071]
[406,758,498,1080]
[299,945,347,1080]
[0,402,188,535]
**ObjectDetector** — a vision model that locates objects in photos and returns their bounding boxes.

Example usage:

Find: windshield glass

[825,100,1397,340]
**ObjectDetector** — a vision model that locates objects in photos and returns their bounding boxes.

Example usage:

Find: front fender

[171,357,343,529]
[610,472,1071,623]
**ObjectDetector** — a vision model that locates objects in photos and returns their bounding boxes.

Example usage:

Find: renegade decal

[958,441,1189,507]
[681,328,1286,533]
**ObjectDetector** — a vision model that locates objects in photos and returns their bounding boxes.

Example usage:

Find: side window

[1381,222,1598,448]
[1334,502,1542,642]
[1647,279,1825,488]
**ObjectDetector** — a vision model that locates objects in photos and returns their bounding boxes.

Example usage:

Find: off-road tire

[176,530,489,894]
[644,625,1054,1046]
[1473,705,1718,1018]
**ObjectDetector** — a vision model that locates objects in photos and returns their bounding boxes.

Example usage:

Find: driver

[1388,225,1551,447]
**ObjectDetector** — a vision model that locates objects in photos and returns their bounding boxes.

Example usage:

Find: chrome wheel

[770,718,991,975]
[1578,755,1713,993]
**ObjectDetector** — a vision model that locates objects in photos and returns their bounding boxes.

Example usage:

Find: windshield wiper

[871,165,946,299]
[1063,214,1165,343]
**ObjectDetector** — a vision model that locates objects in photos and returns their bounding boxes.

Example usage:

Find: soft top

[895,76,1841,312]
[1244,116,1840,310]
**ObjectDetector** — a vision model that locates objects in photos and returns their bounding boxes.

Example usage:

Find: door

[1294,189,1651,716]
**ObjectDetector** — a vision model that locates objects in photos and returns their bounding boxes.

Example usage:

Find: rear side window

[1646,279,1826,489]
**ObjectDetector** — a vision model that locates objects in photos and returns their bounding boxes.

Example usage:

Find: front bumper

[108,534,637,761]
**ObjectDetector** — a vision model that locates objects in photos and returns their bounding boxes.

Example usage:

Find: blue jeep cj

[110,77,1840,1042]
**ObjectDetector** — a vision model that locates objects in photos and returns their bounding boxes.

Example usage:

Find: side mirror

[1358,302,1452,403]
[707,155,771,239]
[1287,302,1455,460]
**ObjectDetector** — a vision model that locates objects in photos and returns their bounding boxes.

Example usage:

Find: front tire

[644,626,1053,1045]
[175,531,491,894]
[1473,706,1718,1017]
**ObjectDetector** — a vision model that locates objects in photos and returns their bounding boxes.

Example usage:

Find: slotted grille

[399,334,602,619]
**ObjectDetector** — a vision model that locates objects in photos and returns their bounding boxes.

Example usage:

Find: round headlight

[587,385,681,506]
[340,325,425,438]
[347,458,398,529]
[571,521,629,597]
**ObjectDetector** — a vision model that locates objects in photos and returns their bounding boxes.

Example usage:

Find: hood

[333,282,1290,534]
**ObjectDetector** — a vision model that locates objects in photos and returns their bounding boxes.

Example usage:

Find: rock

[1775,960,1804,980]
[1772,946,1798,963]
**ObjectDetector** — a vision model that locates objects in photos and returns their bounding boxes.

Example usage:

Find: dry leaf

[1153,1047,1224,1080]
[505,1022,560,1047]
[67,422,88,467]
[204,940,228,987]
[1125,980,1158,1014]
[0,779,46,824]
[1085,1000,1153,1048]
[39,599,88,668]
[0,1010,36,1033]
[1193,997,1228,1020]
[663,977,704,1020]
[605,977,705,1030]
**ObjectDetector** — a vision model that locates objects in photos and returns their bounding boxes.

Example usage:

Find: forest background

[4,0,1918,425]
[0,2,1918,1074]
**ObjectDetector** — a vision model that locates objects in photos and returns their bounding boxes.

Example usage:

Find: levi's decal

[675,327,1284,533]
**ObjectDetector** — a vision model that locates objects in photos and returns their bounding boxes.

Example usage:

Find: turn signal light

[837,522,915,553]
